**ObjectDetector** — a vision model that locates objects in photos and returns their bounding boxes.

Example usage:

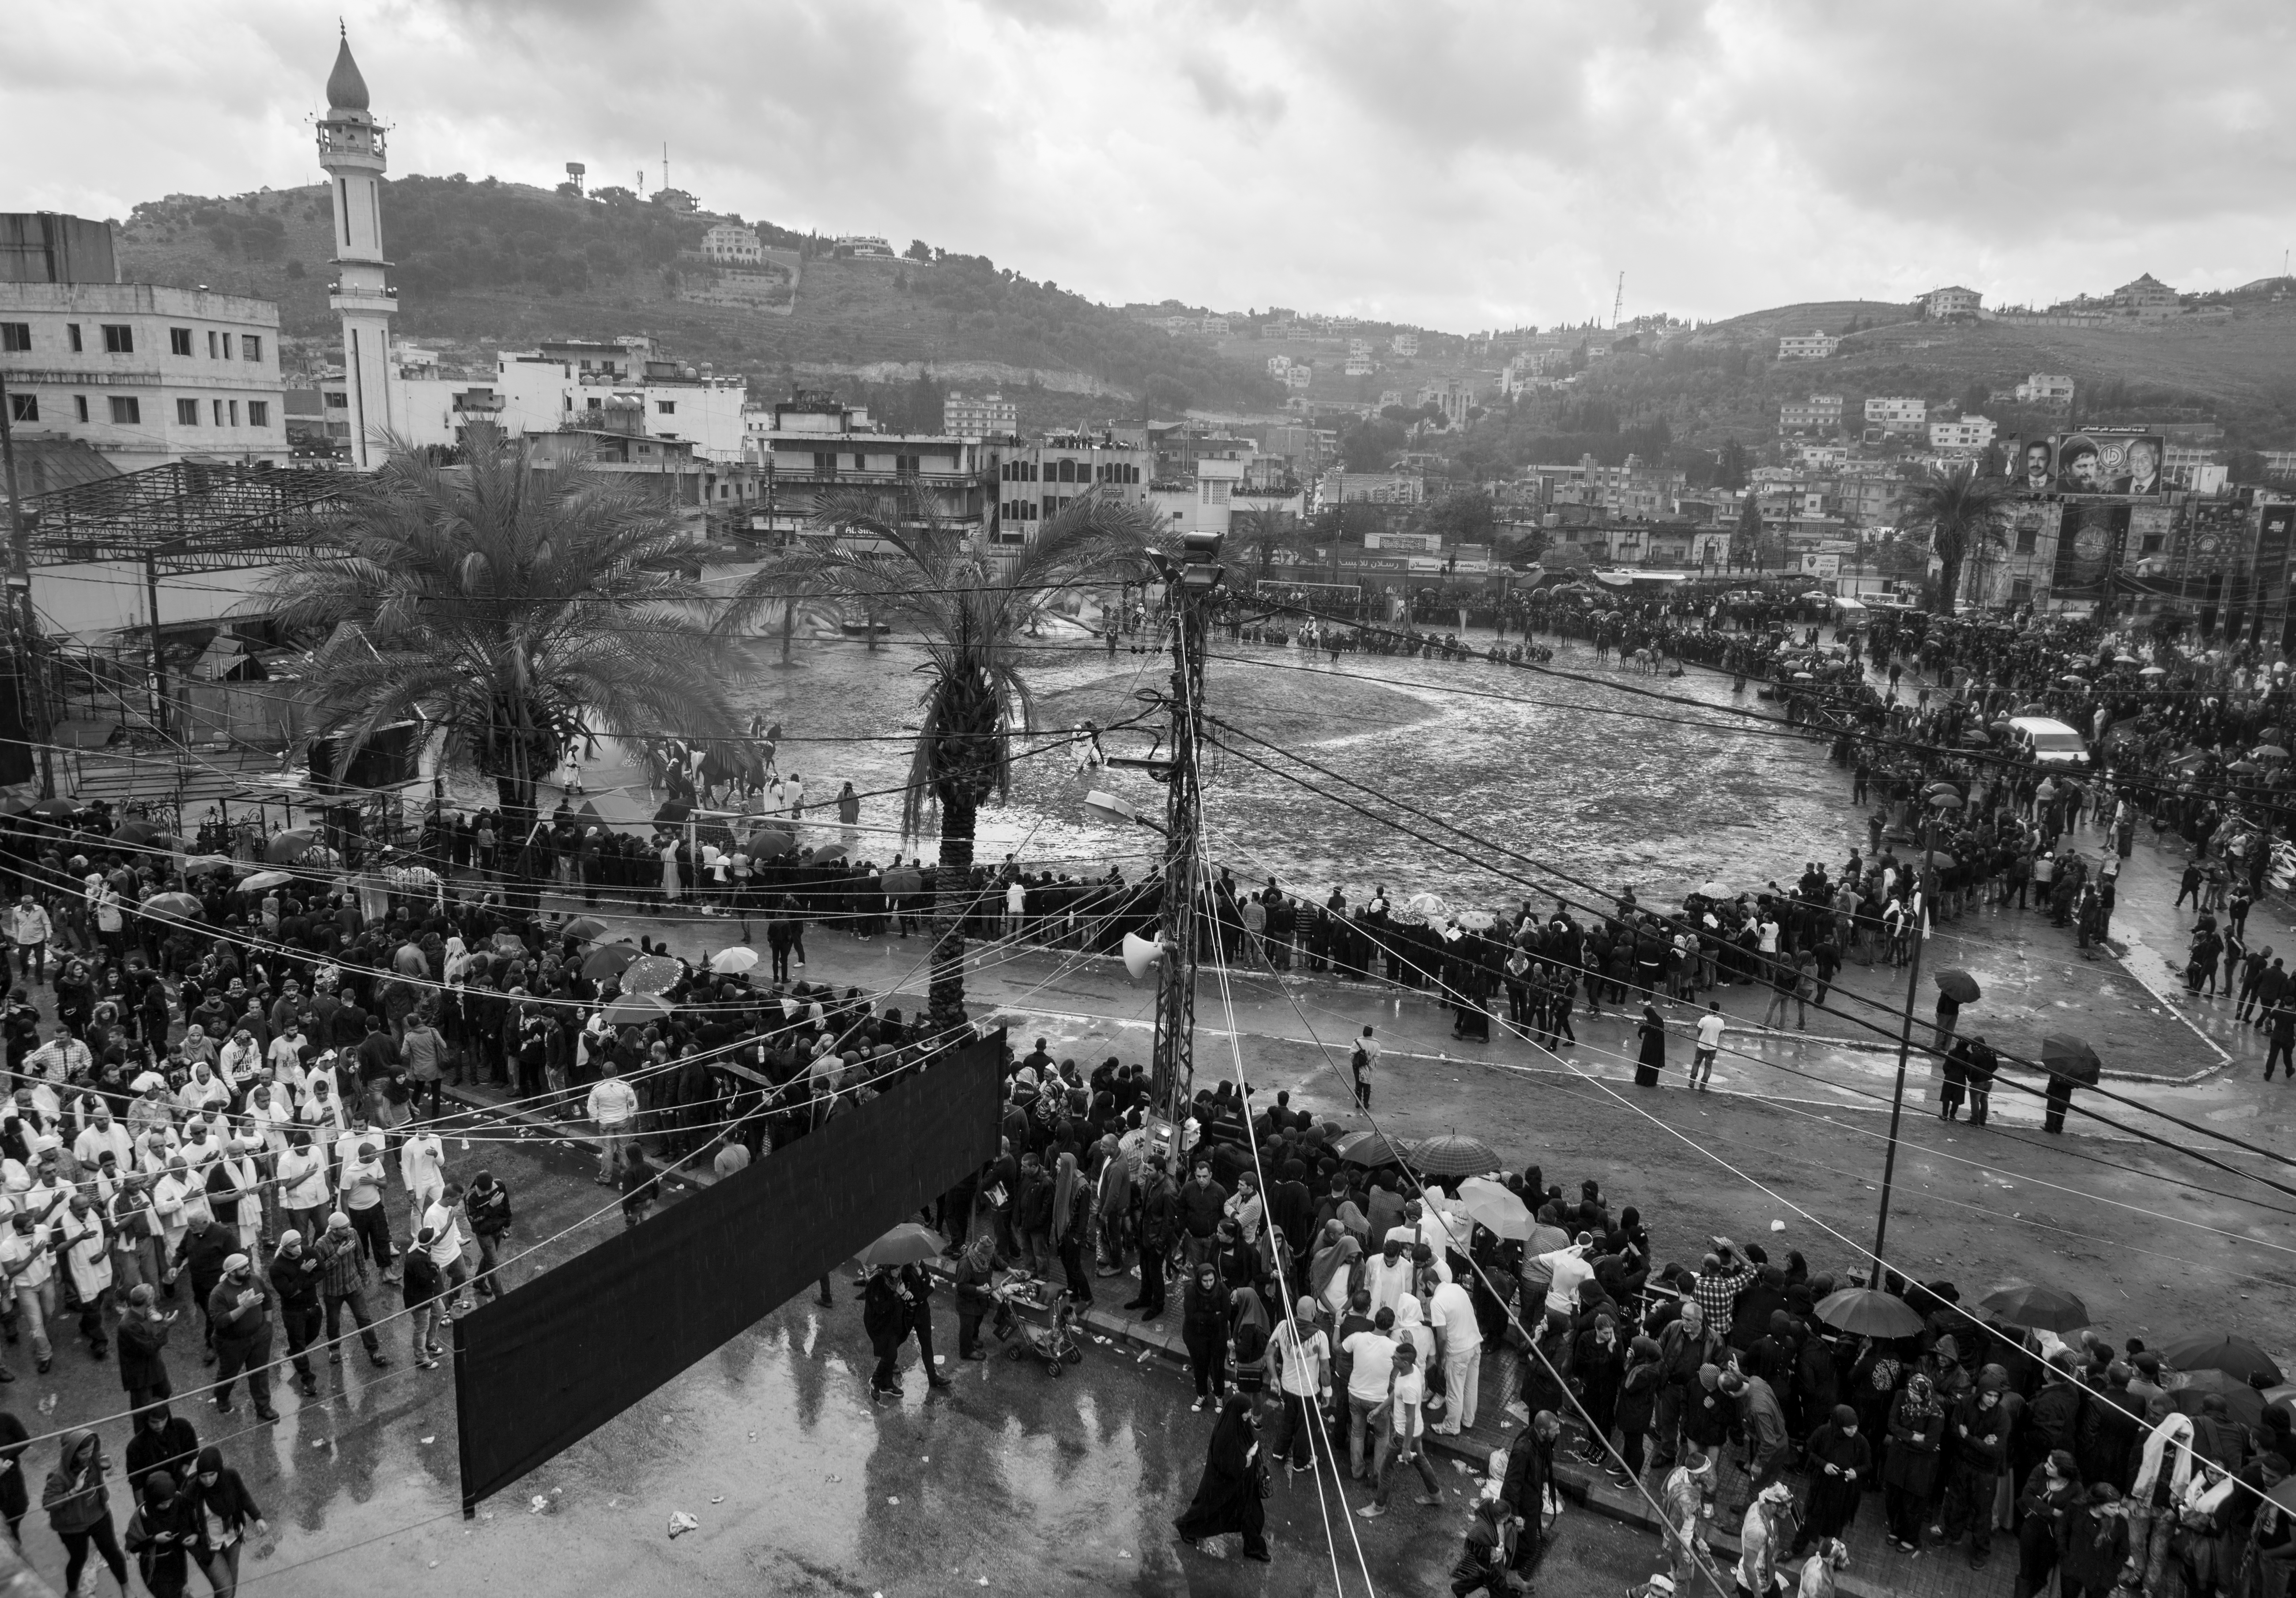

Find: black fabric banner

[452,1033,1003,1511]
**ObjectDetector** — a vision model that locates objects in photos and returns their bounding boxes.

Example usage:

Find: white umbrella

[1400,891,1449,923]
[709,946,761,975]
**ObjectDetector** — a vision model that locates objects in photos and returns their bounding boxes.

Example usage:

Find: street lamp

[1871,781,1963,1281]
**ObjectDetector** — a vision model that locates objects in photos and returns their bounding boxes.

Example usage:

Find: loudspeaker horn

[1121,931,1166,981]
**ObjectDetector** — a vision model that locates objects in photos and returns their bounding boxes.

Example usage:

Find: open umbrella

[1411,1133,1501,1178]
[1961,729,1992,746]
[265,829,317,864]
[856,1223,946,1269]
[28,798,75,818]
[744,822,797,858]
[1978,1282,2090,1332]
[560,916,608,943]
[1791,671,1814,681]
[2157,1334,2284,1386]
[1455,1176,1533,1241]
[1400,892,1449,923]
[2270,1471,2296,1515]
[1334,1129,1404,1168]
[602,993,672,1028]
[2017,703,2052,716]
[492,931,528,956]
[652,799,691,826]
[1698,880,1734,900]
[709,946,761,975]
[2229,760,2262,775]
[2266,1385,2296,1432]
[140,891,203,920]
[804,841,848,864]
[113,818,167,847]
[2040,1035,2102,1086]
[1923,851,1959,873]
[0,797,25,818]
[2171,1368,2266,1429]
[581,943,642,982]
[179,855,234,878]
[1934,970,1981,1005]
[619,954,682,997]
[2139,665,2168,678]
[1815,1287,1926,1339]
[234,870,294,894]
[2255,745,2291,761]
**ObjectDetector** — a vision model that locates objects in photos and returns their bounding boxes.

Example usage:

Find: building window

[813,451,836,476]
[656,400,676,415]
[2015,526,2037,554]
[222,333,234,358]
[67,324,82,352]
[242,335,262,362]
[228,400,240,426]
[109,396,140,424]
[324,391,348,408]
[0,323,28,352]
[896,453,921,474]
[177,399,200,426]
[206,330,219,358]
[213,399,226,426]
[248,400,268,426]
[8,395,34,423]
[170,328,193,356]
[852,452,867,471]
[102,325,133,354]
[74,396,88,422]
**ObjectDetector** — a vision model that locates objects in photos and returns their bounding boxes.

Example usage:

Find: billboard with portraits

[2048,429,2168,495]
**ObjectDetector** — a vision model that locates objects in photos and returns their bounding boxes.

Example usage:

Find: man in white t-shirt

[1361,1236,1414,1322]
[1537,1240,1594,1327]
[419,1195,472,1314]
[1341,1309,1397,1482]
[1267,1297,1331,1473]
[1692,1002,1725,1092]
[1427,1276,1483,1435]
[1360,1339,1444,1516]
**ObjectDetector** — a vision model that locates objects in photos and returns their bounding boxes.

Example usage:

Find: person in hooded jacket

[124,1466,200,1598]
[1794,1405,1871,1554]
[185,1443,266,1597]
[1883,1372,1947,1551]
[2057,1481,2130,1598]
[42,1427,130,1594]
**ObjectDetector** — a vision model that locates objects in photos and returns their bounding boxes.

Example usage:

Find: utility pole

[1871,783,1961,1281]
[0,370,54,796]
[1147,533,1225,1124]
[1612,271,1625,330]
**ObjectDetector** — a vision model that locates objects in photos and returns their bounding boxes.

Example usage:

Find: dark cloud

[10,0,2288,328]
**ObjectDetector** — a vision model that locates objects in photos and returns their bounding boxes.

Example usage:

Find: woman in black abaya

[1174,1392,1271,1562]
[1634,999,1668,1086]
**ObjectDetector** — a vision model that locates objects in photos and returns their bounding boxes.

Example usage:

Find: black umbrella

[1815,1288,1925,1338]
[652,799,691,826]
[1410,1133,1501,1178]
[2157,1334,2284,1387]
[1334,1130,1404,1168]
[1978,1282,2090,1331]
[2041,1035,2102,1086]
[2172,1368,2266,1429]
[1934,970,1981,1005]
[581,943,642,982]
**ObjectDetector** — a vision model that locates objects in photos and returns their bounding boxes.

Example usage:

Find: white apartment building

[748,392,990,537]
[1922,286,1983,318]
[700,222,763,264]
[1343,353,1373,377]
[1779,394,1844,433]
[1265,354,1292,376]
[942,389,1018,438]
[1348,339,1372,358]
[494,337,746,460]
[1418,379,1473,427]
[1284,366,1313,389]
[1201,314,1229,337]
[1150,452,1245,538]
[1864,396,1928,436]
[2016,373,2075,405]
[1777,332,1840,360]
[1929,415,1997,452]
[1390,332,1419,358]
[0,276,287,465]
[994,431,1150,546]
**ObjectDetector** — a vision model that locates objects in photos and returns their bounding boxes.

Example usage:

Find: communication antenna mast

[662,143,670,194]
[1612,271,1625,329]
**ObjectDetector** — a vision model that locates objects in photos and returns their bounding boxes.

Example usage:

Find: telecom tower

[315,26,394,468]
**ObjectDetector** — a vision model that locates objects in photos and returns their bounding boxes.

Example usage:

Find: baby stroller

[990,1274,1085,1377]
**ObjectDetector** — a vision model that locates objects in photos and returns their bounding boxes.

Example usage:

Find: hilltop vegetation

[117,177,1281,411]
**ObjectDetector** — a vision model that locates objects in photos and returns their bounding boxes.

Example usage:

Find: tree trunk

[1935,550,1963,617]
[779,598,797,666]
[927,795,976,1045]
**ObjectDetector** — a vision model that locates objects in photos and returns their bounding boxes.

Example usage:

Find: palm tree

[718,482,1159,1040]
[1228,504,1297,591]
[268,437,745,910]
[1897,464,2011,616]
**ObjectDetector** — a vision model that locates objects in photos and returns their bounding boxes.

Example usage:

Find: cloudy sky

[12,0,2291,331]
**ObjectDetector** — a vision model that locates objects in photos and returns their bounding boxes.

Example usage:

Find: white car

[2006,716,2089,766]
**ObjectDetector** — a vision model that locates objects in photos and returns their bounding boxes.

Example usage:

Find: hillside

[115,178,1283,416]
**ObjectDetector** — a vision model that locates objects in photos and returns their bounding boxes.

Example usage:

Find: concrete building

[1929,415,1997,452]
[2016,373,2076,405]
[1864,396,1927,437]
[1151,450,1245,538]
[1265,354,1292,377]
[700,222,762,264]
[1417,379,1474,428]
[1314,470,1424,510]
[993,430,1151,546]
[2112,273,2179,318]
[1779,394,1844,434]
[1284,365,1313,389]
[749,391,992,540]
[1390,332,1419,358]
[833,235,895,260]
[1777,332,1840,360]
[941,389,1018,438]
[0,234,287,466]
[1921,286,1983,318]
[495,336,746,460]
[1343,353,1373,377]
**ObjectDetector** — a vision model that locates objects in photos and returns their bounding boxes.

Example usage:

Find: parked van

[2006,716,2089,767]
